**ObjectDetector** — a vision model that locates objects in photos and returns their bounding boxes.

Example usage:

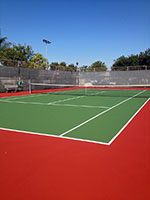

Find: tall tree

[27,53,47,69]
[112,49,150,70]
[90,61,107,71]
[50,62,59,70]
[12,44,34,61]
[139,48,150,65]
[0,44,34,63]
[67,64,77,71]
[80,65,89,71]
[60,62,67,67]
[59,62,67,71]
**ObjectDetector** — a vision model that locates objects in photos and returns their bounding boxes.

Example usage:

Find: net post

[29,80,31,94]
[85,85,88,96]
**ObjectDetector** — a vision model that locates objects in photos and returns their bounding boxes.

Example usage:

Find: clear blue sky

[1,0,150,68]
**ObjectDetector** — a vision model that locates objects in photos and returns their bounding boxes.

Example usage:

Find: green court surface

[0,88,149,145]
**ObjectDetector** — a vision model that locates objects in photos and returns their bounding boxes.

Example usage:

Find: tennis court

[0,86,149,145]
[0,78,150,200]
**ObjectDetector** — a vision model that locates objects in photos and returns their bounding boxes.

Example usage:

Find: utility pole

[43,39,51,68]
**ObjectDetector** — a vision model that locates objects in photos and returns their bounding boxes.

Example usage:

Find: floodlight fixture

[43,39,51,44]
[42,39,51,67]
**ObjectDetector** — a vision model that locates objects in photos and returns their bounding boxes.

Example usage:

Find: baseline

[0,127,109,145]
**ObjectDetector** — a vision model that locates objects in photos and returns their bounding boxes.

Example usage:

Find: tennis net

[29,82,150,98]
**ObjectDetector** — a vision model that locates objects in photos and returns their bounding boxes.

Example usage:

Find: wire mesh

[0,64,150,94]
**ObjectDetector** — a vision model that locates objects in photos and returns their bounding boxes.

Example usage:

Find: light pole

[43,39,51,68]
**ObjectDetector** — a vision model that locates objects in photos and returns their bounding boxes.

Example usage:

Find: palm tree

[76,62,79,68]
[0,37,11,51]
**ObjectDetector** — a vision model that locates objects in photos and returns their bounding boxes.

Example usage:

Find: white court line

[60,90,146,137]
[1,93,49,100]
[0,127,109,145]
[50,103,109,109]
[2,90,86,104]
[108,97,150,145]
[1,91,108,108]
[0,93,149,146]
[47,89,107,105]
[48,96,85,105]
[0,99,47,105]
[48,90,107,105]
[0,99,108,109]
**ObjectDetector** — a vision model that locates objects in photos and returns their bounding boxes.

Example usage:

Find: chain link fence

[79,70,150,86]
[0,65,79,92]
[0,64,150,92]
